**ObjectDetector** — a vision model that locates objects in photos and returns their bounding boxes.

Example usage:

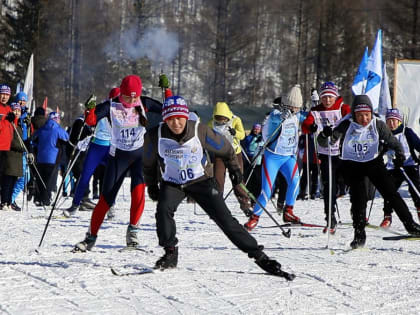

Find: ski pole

[12,122,47,190]
[224,109,291,200]
[327,138,333,248]
[400,167,420,199]
[240,183,291,238]
[38,149,82,248]
[305,134,310,199]
[367,187,377,221]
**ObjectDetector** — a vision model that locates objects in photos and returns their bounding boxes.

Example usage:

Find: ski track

[1,180,420,314]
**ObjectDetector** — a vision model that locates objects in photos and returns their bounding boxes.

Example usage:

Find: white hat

[285,84,303,108]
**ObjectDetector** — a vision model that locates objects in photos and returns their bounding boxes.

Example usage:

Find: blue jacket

[33,119,69,164]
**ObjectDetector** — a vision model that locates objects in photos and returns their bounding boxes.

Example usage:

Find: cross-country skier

[63,88,119,218]
[0,84,15,186]
[73,74,164,252]
[302,82,351,233]
[380,108,420,228]
[317,95,420,249]
[208,101,251,214]
[142,95,294,280]
[244,85,304,231]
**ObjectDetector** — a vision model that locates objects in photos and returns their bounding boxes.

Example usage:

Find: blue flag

[352,47,369,95]
[365,29,383,112]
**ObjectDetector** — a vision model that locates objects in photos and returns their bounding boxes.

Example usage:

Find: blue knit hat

[49,111,60,122]
[16,91,28,102]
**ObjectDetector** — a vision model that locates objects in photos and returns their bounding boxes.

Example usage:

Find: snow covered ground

[1,179,420,315]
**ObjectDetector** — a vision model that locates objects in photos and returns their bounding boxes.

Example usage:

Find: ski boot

[63,204,79,218]
[322,214,337,234]
[350,228,366,249]
[126,224,140,247]
[244,214,260,231]
[73,233,97,252]
[404,221,420,236]
[283,205,300,223]
[155,247,178,270]
[9,202,21,211]
[81,198,96,210]
[379,214,392,228]
[254,252,295,281]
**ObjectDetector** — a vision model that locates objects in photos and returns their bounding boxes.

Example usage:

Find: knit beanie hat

[385,108,402,122]
[352,95,373,117]
[0,84,11,95]
[109,87,120,99]
[320,82,339,98]
[120,75,142,97]
[10,102,21,110]
[284,84,303,108]
[48,111,60,122]
[253,123,261,130]
[16,91,28,102]
[162,96,189,122]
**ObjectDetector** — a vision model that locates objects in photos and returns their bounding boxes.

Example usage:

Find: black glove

[147,184,160,201]
[321,125,333,137]
[229,168,243,186]
[256,135,263,143]
[309,123,318,133]
[27,153,35,165]
[393,156,405,168]
[228,127,236,136]
[5,112,15,122]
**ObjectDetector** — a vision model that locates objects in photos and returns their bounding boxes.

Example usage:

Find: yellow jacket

[207,102,245,154]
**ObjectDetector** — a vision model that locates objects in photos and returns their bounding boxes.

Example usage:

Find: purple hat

[253,123,261,130]
[320,81,339,98]
[0,84,11,95]
[385,108,402,122]
[10,102,21,110]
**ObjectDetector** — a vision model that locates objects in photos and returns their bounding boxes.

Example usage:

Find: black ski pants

[342,157,414,230]
[155,178,261,258]
[319,154,341,219]
[383,165,420,215]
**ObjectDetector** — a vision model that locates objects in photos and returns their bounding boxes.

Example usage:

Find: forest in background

[1,0,420,126]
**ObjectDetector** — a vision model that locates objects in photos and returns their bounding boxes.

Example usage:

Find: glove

[309,123,318,133]
[158,74,170,89]
[393,156,405,168]
[228,127,236,136]
[5,112,15,122]
[229,168,243,186]
[256,135,263,143]
[84,94,97,110]
[27,153,35,165]
[147,184,160,201]
[321,125,333,137]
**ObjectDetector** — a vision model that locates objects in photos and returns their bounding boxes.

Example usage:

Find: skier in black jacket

[317,95,420,249]
[143,95,294,280]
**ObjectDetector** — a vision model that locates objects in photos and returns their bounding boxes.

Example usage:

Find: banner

[394,59,420,135]
[365,30,383,112]
[23,54,34,112]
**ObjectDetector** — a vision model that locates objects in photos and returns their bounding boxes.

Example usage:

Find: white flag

[23,54,34,112]
[378,62,392,117]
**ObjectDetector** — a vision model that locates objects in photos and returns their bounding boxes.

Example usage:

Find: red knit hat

[120,75,142,97]
[109,87,120,99]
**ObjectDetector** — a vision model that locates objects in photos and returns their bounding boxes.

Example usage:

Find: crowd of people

[2,74,420,279]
